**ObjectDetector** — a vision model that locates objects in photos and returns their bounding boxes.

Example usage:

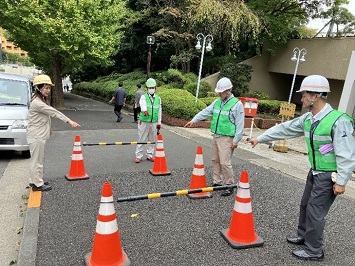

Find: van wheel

[22,150,31,158]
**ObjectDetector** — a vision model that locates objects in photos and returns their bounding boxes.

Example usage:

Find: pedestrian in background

[184,77,245,196]
[109,81,127,122]
[248,75,355,261]
[27,75,80,191]
[133,83,144,123]
[135,78,162,163]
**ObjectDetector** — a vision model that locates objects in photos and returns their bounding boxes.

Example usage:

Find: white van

[0,73,32,158]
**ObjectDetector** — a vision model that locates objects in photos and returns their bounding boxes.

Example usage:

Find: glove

[156,124,161,130]
[143,111,149,116]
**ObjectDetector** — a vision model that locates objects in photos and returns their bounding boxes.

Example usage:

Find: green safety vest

[304,110,353,171]
[210,97,238,136]
[139,94,160,123]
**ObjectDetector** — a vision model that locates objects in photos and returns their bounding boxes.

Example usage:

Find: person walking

[135,78,162,163]
[109,81,127,122]
[184,77,245,196]
[133,83,144,123]
[248,75,355,261]
[27,75,80,191]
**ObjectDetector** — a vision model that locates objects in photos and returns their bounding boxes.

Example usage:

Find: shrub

[158,89,206,120]
[206,91,218,97]
[167,68,185,84]
[183,72,198,83]
[199,97,218,106]
[183,81,212,98]
[243,90,270,100]
[258,100,288,115]
[220,63,253,96]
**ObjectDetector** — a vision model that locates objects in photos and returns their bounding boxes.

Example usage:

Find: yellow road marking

[27,189,42,208]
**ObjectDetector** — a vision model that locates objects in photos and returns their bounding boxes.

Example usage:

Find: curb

[17,207,40,266]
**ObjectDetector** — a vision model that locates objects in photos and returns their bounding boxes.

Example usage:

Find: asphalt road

[2,93,355,266]
[30,93,355,266]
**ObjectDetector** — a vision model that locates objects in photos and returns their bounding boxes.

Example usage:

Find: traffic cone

[149,134,171,176]
[84,182,130,266]
[187,146,212,199]
[65,135,89,181]
[220,170,264,249]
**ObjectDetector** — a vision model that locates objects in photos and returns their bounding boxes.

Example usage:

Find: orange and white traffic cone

[187,146,212,199]
[220,170,264,249]
[84,182,130,266]
[149,134,171,176]
[65,135,89,181]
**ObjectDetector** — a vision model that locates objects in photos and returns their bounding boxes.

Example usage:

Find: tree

[312,0,355,37]
[0,0,127,108]
[246,0,311,54]
[185,0,260,54]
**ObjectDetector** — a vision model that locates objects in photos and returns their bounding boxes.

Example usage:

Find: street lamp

[288,47,307,104]
[195,33,213,102]
[146,35,155,79]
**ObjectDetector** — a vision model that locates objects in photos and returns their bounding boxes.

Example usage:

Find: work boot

[135,158,142,163]
[30,181,49,187]
[32,184,52,191]
[221,188,233,196]
[147,157,155,162]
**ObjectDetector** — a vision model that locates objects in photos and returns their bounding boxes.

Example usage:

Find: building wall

[338,51,355,118]
[268,38,355,80]
[0,28,28,57]
[243,37,355,113]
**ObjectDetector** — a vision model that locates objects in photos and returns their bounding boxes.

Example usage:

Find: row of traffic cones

[85,171,263,265]
[67,135,263,265]
[64,134,171,180]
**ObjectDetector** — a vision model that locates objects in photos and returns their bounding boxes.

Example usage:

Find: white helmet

[215,77,233,93]
[296,75,330,93]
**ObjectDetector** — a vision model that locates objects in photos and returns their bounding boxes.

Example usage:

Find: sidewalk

[165,125,355,199]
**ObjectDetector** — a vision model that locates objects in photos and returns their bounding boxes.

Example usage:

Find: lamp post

[146,35,155,79]
[195,33,213,102]
[288,47,307,104]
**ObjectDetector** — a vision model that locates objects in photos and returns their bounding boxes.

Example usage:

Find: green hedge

[258,100,288,115]
[183,81,211,98]
[199,97,218,106]
[158,89,206,120]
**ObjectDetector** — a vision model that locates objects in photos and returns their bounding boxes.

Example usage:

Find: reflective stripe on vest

[139,94,160,123]
[304,110,348,171]
[210,97,238,137]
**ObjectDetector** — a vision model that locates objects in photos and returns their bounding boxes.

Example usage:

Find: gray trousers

[211,136,234,185]
[28,138,46,187]
[135,121,157,159]
[297,169,336,255]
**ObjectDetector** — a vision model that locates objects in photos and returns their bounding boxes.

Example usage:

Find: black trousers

[133,106,141,122]
[114,104,123,118]
[297,169,336,255]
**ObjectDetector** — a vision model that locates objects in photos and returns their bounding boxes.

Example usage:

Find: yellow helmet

[33,75,54,86]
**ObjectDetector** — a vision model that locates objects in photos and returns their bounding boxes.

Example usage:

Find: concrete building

[203,38,355,118]
[243,38,355,117]
[0,28,28,57]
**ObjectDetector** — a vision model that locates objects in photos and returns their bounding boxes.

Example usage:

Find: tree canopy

[0,0,128,107]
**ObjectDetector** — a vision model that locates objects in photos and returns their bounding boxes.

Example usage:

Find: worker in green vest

[185,77,245,196]
[248,75,355,261]
[135,78,162,163]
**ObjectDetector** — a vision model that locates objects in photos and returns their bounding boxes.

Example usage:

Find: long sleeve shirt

[191,95,245,143]
[27,97,70,140]
[257,104,355,186]
[139,93,162,125]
